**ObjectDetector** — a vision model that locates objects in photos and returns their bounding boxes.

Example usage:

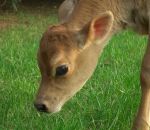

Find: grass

[0,6,148,130]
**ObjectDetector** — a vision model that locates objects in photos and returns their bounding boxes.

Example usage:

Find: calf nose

[34,103,48,112]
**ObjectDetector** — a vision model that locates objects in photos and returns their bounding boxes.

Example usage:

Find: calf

[35,0,150,130]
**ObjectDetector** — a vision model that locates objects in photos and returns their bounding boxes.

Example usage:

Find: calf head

[35,11,114,113]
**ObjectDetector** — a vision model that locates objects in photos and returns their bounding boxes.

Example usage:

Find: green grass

[0,8,148,130]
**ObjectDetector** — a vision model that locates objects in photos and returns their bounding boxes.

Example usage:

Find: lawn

[0,5,148,130]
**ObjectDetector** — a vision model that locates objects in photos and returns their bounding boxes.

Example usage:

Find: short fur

[35,0,150,130]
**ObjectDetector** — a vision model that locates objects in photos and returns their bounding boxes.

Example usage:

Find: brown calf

[35,0,150,130]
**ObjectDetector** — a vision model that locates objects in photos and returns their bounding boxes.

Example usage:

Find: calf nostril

[34,103,48,112]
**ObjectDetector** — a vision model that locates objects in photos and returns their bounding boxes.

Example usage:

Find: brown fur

[35,0,150,130]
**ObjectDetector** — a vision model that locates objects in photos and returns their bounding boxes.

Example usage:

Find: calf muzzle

[34,103,48,113]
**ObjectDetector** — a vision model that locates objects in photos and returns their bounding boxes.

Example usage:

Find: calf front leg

[132,37,150,130]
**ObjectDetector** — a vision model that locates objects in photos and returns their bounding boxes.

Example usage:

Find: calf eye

[56,65,68,76]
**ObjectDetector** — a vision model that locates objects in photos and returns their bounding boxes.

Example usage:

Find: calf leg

[132,37,150,130]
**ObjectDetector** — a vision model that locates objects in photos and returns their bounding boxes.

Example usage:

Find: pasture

[0,5,148,130]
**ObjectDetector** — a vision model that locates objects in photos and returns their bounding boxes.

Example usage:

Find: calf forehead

[48,32,70,43]
[41,28,77,51]
[39,26,79,65]
[39,34,75,61]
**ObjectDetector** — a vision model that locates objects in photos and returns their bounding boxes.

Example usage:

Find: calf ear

[76,11,114,49]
